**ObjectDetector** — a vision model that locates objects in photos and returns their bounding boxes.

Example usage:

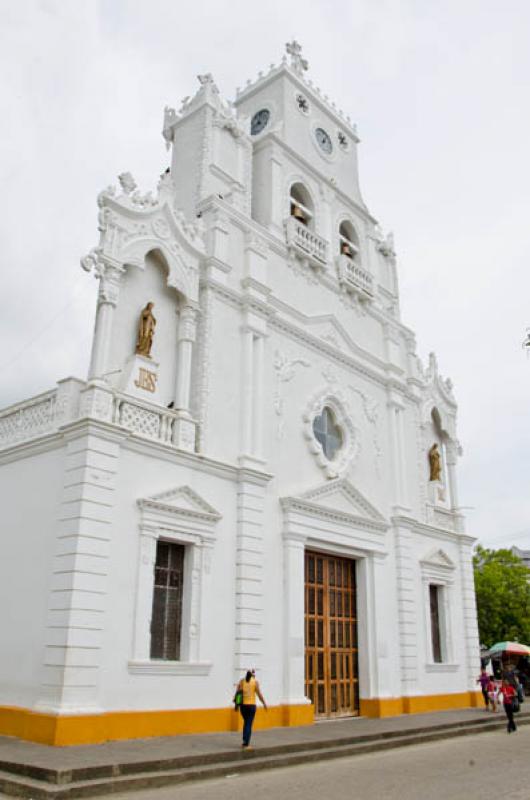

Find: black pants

[239,704,257,746]
[504,702,517,732]
[481,688,489,707]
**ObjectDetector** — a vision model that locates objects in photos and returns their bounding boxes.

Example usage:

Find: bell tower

[163,73,253,219]
[233,41,366,238]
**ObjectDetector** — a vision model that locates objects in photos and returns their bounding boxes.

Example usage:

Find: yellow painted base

[0,703,315,746]
[0,692,481,746]
[360,691,482,718]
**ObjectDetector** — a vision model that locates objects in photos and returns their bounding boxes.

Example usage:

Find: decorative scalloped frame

[302,387,359,478]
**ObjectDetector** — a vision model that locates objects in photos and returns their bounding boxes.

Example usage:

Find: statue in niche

[428,443,442,482]
[135,302,156,358]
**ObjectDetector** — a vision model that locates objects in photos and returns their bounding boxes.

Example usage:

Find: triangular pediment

[306,315,362,356]
[420,548,455,569]
[282,477,387,527]
[138,485,221,520]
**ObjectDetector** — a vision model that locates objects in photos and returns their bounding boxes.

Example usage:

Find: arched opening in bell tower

[339,220,360,261]
[289,182,314,229]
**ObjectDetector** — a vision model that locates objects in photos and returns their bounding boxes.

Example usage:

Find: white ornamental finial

[197,72,215,86]
[118,172,137,196]
[285,40,308,75]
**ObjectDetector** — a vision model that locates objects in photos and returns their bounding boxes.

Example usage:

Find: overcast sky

[2,0,530,549]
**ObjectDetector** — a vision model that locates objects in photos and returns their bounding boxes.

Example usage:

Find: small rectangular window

[150,541,185,660]
[429,584,443,663]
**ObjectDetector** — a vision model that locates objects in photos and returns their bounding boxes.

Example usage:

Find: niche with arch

[428,407,449,506]
[107,248,182,405]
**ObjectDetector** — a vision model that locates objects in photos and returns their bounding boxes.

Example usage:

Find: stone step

[0,712,519,784]
[0,714,527,799]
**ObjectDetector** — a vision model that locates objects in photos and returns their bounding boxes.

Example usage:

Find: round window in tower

[312,406,343,461]
[315,127,333,154]
[251,108,270,136]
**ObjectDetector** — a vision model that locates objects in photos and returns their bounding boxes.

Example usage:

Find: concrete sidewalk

[0,707,520,772]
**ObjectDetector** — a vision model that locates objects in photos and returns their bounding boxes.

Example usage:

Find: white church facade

[0,43,480,745]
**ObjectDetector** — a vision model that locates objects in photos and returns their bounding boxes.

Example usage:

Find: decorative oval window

[312,406,343,461]
[303,390,359,479]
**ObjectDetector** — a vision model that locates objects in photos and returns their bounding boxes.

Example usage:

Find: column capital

[178,305,198,342]
[445,439,461,465]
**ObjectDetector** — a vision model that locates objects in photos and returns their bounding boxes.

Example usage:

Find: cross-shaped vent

[297,94,309,113]
[312,406,343,461]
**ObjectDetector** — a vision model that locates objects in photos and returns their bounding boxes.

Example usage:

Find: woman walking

[477,669,490,709]
[501,679,518,733]
[235,669,267,749]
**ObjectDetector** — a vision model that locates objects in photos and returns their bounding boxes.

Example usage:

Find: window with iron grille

[429,584,443,663]
[150,541,185,660]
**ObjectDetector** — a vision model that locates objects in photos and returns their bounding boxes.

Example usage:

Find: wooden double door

[304,551,359,718]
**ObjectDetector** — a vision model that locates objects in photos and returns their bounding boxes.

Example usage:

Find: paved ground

[0,708,503,770]
[39,724,527,800]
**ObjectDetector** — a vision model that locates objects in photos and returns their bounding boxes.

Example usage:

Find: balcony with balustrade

[336,254,374,300]
[0,378,198,454]
[284,216,328,269]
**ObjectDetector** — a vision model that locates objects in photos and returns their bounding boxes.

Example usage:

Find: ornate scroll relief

[81,172,206,305]
[349,385,382,477]
[303,384,359,479]
[273,350,310,439]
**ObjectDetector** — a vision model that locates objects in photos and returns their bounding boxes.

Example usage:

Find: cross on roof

[286,40,308,75]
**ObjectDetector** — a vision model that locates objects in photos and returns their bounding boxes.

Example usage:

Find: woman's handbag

[234,690,243,710]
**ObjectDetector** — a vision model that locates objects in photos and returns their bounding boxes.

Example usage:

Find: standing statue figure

[136,302,156,358]
[428,443,442,482]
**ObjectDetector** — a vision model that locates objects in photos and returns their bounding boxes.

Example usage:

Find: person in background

[487,676,499,712]
[235,669,267,749]
[477,668,491,709]
[501,679,518,733]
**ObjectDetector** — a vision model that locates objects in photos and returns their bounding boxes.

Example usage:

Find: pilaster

[234,472,267,680]
[445,439,460,511]
[281,534,307,705]
[393,525,418,694]
[88,259,124,381]
[37,429,120,714]
[458,537,480,690]
[387,392,410,514]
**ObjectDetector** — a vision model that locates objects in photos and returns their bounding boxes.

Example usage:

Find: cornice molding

[391,514,474,544]
[281,495,389,534]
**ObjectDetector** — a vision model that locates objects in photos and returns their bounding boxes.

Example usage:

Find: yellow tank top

[241,677,256,704]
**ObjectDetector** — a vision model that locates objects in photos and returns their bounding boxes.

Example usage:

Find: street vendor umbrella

[485,641,530,658]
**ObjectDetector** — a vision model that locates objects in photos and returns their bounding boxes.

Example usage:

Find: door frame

[304,549,360,717]
[282,532,387,710]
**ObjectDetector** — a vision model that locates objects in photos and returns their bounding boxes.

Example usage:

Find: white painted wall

[0,448,64,707]
[0,56,479,722]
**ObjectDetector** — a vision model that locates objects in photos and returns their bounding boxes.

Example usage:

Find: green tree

[473,546,530,648]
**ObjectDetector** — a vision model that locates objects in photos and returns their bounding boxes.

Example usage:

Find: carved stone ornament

[273,350,310,440]
[302,387,359,478]
[81,173,206,305]
[286,40,309,75]
[349,385,382,477]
